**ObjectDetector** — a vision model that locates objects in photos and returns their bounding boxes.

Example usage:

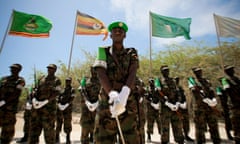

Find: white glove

[25,102,32,110]
[202,98,211,105]
[178,102,187,109]
[85,100,99,112]
[108,90,119,104]
[110,100,126,118]
[165,101,179,111]
[16,84,24,90]
[150,102,160,110]
[139,97,143,103]
[118,86,131,107]
[208,98,217,107]
[33,98,49,109]
[0,100,6,107]
[58,103,70,111]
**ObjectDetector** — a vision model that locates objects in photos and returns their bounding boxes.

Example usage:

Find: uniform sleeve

[93,47,107,69]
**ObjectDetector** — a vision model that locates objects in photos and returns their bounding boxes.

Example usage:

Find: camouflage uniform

[132,77,146,144]
[94,47,140,144]
[56,77,76,144]
[0,64,25,144]
[175,77,194,142]
[79,68,100,144]
[145,78,161,142]
[158,65,184,144]
[29,64,62,144]
[16,88,34,143]
[188,67,220,144]
[222,65,240,143]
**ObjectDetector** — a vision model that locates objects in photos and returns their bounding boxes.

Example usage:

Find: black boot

[66,133,71,144]
[147,133,151,142]
[89,133,93,143]
[16,134,28,143]
[55,133,60,144]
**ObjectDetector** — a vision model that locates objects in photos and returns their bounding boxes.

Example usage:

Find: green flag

[9,10,52,38]
[150,11,191,40]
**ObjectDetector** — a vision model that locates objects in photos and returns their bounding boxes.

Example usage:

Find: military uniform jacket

[0,75,25,112]
[58,86,75,106]
[161,77,180,104]
[225,75,240,109]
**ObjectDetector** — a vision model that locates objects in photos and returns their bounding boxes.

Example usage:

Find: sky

[0,0,240,85]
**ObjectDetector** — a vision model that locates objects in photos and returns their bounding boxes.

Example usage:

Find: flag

[9,10,52,38]
[76,11,108,40]
[150,11,191,40]
[214,14,240,38]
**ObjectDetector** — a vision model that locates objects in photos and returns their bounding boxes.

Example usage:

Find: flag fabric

[214,14,240,38]
[9,10,52,38]
[150,11,191,40]
[76,11,108,40]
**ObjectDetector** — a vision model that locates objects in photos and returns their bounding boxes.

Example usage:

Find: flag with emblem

[9,10,52,38]
[76,11,108,40]
[214,14,240,38]
[150,11,191,40]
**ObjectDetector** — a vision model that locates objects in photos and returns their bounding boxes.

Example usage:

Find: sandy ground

[1,112,235,144]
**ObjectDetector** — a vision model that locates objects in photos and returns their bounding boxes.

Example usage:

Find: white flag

[214,14,240,38]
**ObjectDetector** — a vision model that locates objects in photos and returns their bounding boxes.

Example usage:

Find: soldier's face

[47,67,56,75]
[110,27,126,42]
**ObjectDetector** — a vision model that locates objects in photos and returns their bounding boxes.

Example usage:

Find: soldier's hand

[0,100,6,107]
[109,100,126,118]
[108,90,119,104]
[118,86,131,107]
[165,101,179,111]
[150,102,160,110]
[85,100,99,112]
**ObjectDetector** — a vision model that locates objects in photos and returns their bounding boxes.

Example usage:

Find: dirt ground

[3,112,235,144]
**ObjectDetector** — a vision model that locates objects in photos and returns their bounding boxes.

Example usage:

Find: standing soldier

[145,78,161,143]
[215,82,233,140]
[133,77,146,144]
[29,64,62,144]
[222,65,240,143]
[93,21,140,144]
[16,87,34,143]
[56,77,76,144]
[188,67,221,144]
[79,67,100,144]
[155,65,184,144]
[174,76,194,142]
[0,64,25,144]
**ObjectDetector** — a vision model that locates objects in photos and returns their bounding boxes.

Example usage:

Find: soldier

[79,67,100,144]
[175,76,194,142]
[56,77,76,144]
[28,64,62,144]
[93,21,140,144]
[145,78,161,143]
[222,65,240,143]
[215,83,233,140]
[188,67,221,144]
[0,63,25,144]
[16,87,34,143]
[133,77,146,144]
[155,65,184,144]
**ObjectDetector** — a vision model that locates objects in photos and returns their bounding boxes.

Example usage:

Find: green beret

[108,21,128,32]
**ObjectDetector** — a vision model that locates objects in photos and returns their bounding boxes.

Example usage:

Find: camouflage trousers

[56,107,72,134]
[94,109,139,144]
[231,109,240,142]
[23,109,31,136]
[80,105,96,144]
[179,109,191,137]
[161,106,184,144]
[28,107,56,144]
[0,110,17,144]
[194,109,221,144]
[146,104,161,135]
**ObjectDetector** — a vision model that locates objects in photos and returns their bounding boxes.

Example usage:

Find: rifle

[154,78,183,119]
[188,77,221,116]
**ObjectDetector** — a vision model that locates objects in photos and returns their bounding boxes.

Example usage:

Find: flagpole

[213,13,225,74]
[0,10,14,55]
[67,11,78,75]
[149,11,152,77]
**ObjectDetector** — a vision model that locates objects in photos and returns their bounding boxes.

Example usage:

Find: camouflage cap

[65,77,72,81]
[108,21,128,32]
[192,66,202,72]
[10,63,22,71]
[160,65,169,71]
[47,64,57,70]
[224,65,234,71]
